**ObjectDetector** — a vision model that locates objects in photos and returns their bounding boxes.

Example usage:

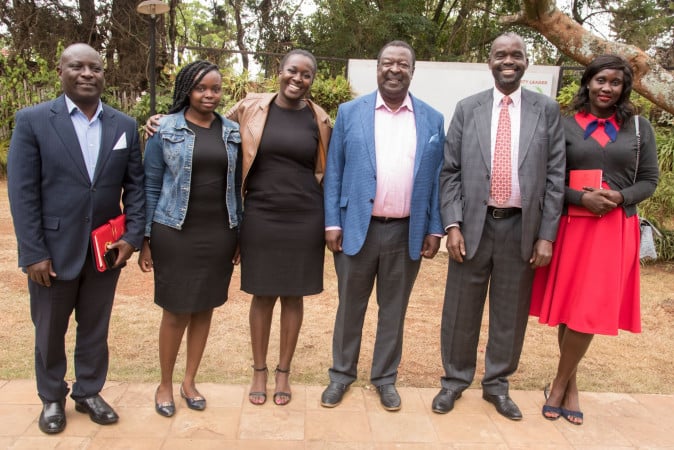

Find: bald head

[57,43,105,116]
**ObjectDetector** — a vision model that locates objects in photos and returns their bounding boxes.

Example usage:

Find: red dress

[530,113,642,335]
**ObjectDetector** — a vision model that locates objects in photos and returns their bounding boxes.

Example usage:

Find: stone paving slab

[1,379,673,449]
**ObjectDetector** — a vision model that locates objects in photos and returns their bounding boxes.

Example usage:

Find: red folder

[91,214,126,272]
[568,169,602,217]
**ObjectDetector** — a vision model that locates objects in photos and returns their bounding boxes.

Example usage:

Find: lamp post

[137,0,170,116]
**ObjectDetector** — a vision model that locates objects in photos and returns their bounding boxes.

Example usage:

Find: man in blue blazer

[432,33,565,420]
[321,41,445,411]
[7,43,144,434]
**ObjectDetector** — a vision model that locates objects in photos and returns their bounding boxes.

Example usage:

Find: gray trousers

[439,212,534,395]
[329,219,421,387]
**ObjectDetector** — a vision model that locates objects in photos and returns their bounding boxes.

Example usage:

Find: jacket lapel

[518,90,539,168]
[360,92,377,172]
[92,105,117,183]
[411,95,427,177]
[50,96,91,183]
[474,91,494,171]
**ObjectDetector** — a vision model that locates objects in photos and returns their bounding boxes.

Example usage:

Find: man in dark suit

[7,43,144,434]
[432,32,565,420]
[321,41,445,411]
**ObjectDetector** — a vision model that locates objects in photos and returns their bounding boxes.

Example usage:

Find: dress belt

[487,206,521,219]
[371,216,409,223]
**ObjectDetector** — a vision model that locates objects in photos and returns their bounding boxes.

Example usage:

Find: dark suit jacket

[324,91,445,260]
[7,95,145,280]
[440,88,566,261]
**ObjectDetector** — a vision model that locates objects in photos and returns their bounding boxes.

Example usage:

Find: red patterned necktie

[491,95,512,205]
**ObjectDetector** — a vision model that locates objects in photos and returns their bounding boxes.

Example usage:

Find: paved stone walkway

[1,379,673,449]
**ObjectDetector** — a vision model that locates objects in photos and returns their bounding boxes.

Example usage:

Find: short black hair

[377,40,416,67]
[279,49,317,75]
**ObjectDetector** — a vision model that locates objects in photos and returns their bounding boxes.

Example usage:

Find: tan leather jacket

[225,92,332,197]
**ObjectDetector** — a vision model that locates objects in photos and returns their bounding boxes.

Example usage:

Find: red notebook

[568,169,602,217]
[91,214,126,272]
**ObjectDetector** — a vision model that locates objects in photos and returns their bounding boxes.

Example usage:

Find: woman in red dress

[530,55,659,425]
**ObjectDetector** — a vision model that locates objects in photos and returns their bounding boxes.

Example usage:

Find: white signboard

[347,60,560,124]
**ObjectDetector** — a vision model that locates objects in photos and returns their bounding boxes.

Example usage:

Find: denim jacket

[143,108,242,237]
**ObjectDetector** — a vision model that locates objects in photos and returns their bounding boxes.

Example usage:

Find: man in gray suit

[432,32,565,420]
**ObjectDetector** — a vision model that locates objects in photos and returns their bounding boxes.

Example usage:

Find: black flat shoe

[180,385,206,411]
[74,394,119,425]
[154,387,175,418]
[376,384,401,411]
[320,382,349,408]
[482,393,522,421]
[431,388,462,414]
[38,400,66,434]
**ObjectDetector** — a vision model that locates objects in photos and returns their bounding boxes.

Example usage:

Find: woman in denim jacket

[139,61,242,418]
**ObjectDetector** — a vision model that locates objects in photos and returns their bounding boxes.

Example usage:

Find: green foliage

[309,75,354,121]
[0,138,9,177]
[640,171,674,230]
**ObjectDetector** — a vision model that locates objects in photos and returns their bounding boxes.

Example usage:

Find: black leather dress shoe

[482,393,522,420]
[38,400,66,434]
[376,384,401,411]
[431,388,462,414]
[320,382,349,408]
[74,394,119,425]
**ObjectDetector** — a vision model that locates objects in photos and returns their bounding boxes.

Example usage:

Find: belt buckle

[491,208,506,219]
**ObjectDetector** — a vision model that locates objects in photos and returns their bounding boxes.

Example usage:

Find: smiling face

[587,68,624,118]
[276,53,315,109]
[488,35,529,95]
[58,44,105,108]
[187,69,223,116]
[376,45,414,109]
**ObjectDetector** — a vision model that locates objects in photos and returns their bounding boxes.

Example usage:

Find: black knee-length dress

[240,103,324,296]
[151,119,238,313]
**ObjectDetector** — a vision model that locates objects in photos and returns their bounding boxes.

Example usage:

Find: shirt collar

[65,95,103,119]
[493,86,522,107]
[375,91,414,113]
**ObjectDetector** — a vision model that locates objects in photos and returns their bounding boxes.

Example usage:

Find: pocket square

[112,133,127,150]
[428,133,440,143]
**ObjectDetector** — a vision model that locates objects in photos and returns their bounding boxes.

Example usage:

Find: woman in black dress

[139,61,242,417]
[226,50,332,406]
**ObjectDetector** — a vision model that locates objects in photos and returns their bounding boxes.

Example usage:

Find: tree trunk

[504,0,674,114]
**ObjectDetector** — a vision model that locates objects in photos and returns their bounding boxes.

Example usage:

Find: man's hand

[420,235,441,259]
[529,239,553,269]
[445,227,465,263]
[325,229,343,253]
[107,239,135,269]
[26,259,56,287]
[144,114,164,139]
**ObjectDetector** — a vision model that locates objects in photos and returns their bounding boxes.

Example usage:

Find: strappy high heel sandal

[273,366,292,406]
[248,366,268,405]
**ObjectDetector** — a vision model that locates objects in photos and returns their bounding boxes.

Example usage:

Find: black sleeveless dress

[239,103,324,296]
[151,119,238,313]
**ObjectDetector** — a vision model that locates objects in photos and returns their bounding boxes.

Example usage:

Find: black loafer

[431,388,462,414]
[154,387,175,418]
[376,384,401,411]
[74,394,119,425]
[320,382,349,408]
[482,393,522,420]
[180,385,206,411]
[38,400,66,434]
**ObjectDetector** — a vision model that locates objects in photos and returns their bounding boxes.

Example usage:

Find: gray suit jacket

[440,88,566,261]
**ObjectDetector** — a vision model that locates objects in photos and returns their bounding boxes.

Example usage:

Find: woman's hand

[144,114,164,139]
[138,239,153,272]
[580,187,621,216]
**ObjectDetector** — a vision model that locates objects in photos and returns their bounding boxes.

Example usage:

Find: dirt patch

[1,181,673,394]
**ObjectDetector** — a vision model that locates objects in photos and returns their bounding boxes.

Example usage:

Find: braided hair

[169,60,220,114]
